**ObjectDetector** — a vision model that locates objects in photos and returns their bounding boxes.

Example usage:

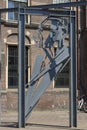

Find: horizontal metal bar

[0,1,87,13]
[0,7,18,13]
[29,1,87,9]
[0,8,75,17]
[24,8,75,17]
[0,7,75,17]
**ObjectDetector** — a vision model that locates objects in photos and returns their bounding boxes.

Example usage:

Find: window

[8,46,28,88]
[55,63,69,88]
[8,0,27,21]
[53,0,70,4]
[54,46,69,88]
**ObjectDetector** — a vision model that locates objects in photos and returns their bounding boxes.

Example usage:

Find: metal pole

[18,8,25,128]
[0,13,1,126]
[69,12,77,127]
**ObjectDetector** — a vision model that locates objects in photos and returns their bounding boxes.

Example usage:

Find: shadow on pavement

[27,123,83,130]
[0,122,84,130]
[0,122,18,128]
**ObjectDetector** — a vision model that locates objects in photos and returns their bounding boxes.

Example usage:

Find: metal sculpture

[25,16,70,120]
[1,1,87,128]
[0,7,77,128]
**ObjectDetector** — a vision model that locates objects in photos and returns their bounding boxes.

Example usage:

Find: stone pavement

[0,110,87,130]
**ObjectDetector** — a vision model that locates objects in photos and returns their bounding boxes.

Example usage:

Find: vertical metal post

[18,8,25,128]
[0,14,1,76]
[0,13,1,126]
[69,12,77,127]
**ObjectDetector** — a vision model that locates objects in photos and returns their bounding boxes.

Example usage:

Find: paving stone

[0,110,87,130]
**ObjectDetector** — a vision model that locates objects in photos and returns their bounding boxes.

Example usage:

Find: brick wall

[36,90,69,110]
[1,89,69,111]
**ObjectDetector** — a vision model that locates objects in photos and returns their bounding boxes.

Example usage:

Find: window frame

[54,63,70,88]
[8,0,28,22]
[53,0,71,4]
[8,45,28,89]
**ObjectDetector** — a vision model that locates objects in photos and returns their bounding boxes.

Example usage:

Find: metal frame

[18,8,25,128]
[70,12,77,127]
[0,13,1,125]
[0,1,87,128]
[18,8,77,128]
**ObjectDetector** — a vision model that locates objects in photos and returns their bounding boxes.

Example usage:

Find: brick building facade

[0,0,87,111]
